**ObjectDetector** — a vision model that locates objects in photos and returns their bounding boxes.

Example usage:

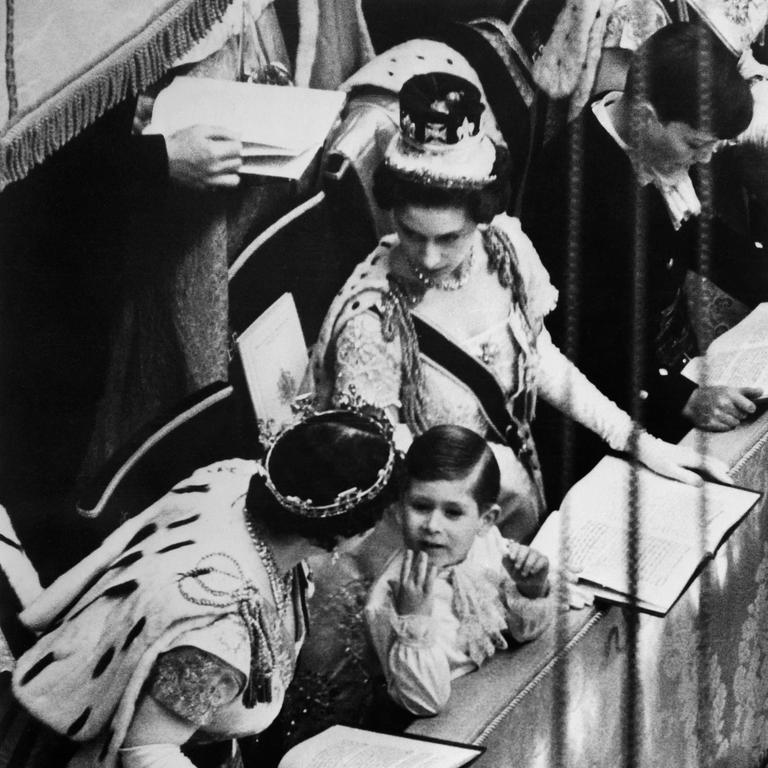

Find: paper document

[682,303,768,393]
[532,456,761,615]
[277,725,483,768]
[147,77,346,178]
[239,145,321,179]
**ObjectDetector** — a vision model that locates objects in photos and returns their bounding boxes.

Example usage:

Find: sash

[411,314,528,456]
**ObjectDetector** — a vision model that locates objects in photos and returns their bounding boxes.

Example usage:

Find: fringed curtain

[0,0,235,190]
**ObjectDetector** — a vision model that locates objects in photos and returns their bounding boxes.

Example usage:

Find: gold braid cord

[380,223,541,435]
[382,277,431,435]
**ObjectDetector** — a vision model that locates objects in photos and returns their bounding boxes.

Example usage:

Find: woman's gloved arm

[536,329,731,485]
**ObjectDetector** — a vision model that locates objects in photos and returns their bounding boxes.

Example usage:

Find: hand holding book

[165,125,243,189]
[682,303,768,404]
[148,77,346,180]
[682,385,763,431]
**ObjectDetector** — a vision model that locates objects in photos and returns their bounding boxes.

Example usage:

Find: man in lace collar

[522,22,760,501]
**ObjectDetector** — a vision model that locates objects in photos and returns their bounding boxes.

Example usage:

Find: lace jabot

[591,92,702,231]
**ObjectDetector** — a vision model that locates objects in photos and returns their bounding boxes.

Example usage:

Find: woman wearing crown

[11,406,400,768]
[314,72,730,539]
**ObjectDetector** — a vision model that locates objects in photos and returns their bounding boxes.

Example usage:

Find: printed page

[682,348,768,391]
[682,303,768,391]
[707,303,768,354]
[148,77,346,152]
[533,507,699,609]
[533,457,760,608]
[237,293,309,430]
[278,726,482,768]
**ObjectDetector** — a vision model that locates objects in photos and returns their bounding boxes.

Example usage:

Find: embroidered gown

[314,213,641,534]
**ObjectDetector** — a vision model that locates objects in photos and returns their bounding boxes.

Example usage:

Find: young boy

[365,425,552,717]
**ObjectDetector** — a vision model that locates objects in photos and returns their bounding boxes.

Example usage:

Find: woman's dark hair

[626,22,753,139]
[404,425,500,509]
[247,411,402,550]
[372,144,512,224]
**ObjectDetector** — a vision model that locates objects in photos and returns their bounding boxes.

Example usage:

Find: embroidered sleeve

[332,310,402,410]
[147,646,246,726]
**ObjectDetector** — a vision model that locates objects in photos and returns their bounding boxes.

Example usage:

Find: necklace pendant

[478,341,500,366]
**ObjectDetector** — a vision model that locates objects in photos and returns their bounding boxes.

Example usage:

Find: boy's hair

[404,425,500,508]
[626,22,753,139]
[372,145,512,224]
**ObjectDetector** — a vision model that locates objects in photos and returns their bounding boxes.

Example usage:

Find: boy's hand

[506,541,550,598]
[389,550,438,616]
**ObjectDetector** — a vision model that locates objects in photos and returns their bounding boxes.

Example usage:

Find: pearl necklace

[406,244,474,291]
[244,513,292,619]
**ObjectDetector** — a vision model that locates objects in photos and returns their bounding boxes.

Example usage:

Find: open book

[532,456,761,615]
[278,725,484,768]
[236,293,309,430]
[147,77,346,179]
[682,303,768,395]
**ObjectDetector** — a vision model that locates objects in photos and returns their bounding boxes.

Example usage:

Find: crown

[258,387,397,518]
[384,72,497,190]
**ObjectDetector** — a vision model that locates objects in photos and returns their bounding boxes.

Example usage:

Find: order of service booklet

[235,293,309,430]
[277,725,484,768]
[532,456,762,616]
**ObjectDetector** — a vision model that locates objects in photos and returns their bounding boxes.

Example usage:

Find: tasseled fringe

[0,0,234,191]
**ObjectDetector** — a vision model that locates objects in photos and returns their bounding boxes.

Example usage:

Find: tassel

[240,598,276,707]
[1,0,233,191]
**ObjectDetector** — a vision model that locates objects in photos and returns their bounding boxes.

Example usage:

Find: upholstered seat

[229,190,376,348]
[76,383,257,525]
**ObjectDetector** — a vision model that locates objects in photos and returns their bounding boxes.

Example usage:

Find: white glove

[119,744,199,768]
[635,431,732,486]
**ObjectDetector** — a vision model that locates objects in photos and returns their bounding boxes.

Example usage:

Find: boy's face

[636,105,720,175]
[400,474,497,569]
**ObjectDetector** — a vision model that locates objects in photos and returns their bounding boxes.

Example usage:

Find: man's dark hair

[404,424,500,509]
[626,21,753,139]
[372,146,512,223]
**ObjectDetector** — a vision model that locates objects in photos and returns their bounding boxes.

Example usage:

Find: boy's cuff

[389,612,436,646]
